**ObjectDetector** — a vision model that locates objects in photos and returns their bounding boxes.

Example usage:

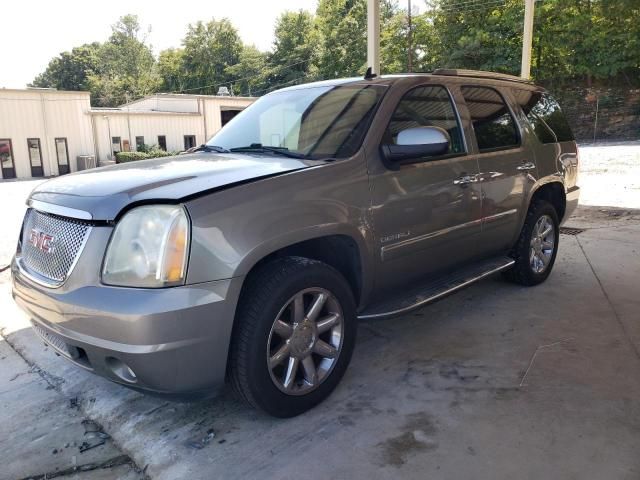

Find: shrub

[115,149,176,163]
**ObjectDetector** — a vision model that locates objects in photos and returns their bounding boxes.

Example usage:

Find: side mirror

[381,126,450,162]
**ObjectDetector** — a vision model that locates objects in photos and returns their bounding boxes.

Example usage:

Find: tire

[228,256,357,417]
[503,199,560,286]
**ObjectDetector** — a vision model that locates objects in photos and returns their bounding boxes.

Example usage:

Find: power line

[174,58,312,94]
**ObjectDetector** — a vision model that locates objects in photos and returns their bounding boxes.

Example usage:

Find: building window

[112,137,122,154]
[27,138,44,177]
[460,86,519,152]
[158,135,167,151]
[221,109,241,127]
[183,135,196,150]
[0,138,16,179]
[135,136,145,151]
[55,138,70,175]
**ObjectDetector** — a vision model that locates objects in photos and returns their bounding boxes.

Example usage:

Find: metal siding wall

[93,113,205,158]
[0,90,93,179]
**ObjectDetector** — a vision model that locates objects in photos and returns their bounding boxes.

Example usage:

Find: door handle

[453,174,477,186]
[516,162,536,171]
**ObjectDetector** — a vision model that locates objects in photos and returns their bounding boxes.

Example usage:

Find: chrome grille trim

[18,209,92,287]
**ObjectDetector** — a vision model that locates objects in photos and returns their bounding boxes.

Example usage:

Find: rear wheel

[229,256,357,417]
[503,200,560,286]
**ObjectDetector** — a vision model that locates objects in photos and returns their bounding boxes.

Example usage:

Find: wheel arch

[235,227,371,309]
[529,179,567,222]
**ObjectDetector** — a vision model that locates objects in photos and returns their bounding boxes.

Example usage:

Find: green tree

[157,48,187,92]
[89,15,160,106]
[30,43,102,91]
[180,18,243,94]
[225,45,269,96]
[266,10,320,89]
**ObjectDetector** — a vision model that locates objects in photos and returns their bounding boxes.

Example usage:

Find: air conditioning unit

[77,155,97,171]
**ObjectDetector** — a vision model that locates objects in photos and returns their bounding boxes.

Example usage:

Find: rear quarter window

[513,89,574,143]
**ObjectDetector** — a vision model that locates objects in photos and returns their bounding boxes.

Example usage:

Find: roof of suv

[276,69,536,94]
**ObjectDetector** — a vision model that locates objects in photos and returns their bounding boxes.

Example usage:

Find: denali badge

[29,229,55,253]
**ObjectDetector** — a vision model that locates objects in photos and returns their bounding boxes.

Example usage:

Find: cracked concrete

[1,144,639,479]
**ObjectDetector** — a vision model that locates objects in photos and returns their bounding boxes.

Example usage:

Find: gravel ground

[578,141,640,208]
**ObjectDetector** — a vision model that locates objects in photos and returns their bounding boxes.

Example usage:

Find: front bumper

[12,259,243,397]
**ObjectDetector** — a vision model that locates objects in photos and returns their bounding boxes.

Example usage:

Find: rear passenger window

[461,86,519,152]
[513,89,574,143]
[385,85,465,155]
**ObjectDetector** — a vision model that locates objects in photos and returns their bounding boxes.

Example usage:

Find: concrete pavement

[2,211,639,479]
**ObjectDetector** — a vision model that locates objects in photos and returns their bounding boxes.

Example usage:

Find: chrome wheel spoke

[301,355,318,386]
[273,319,293,339]
[292,293,305,323]
[269,344,290,369]
[316,313,340,334]
[283,357,299,390]
[314,339,338,358]
[542,240,554,249]
[306,292,327,322]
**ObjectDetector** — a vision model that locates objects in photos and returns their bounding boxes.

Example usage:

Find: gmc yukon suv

[12,70,579,417]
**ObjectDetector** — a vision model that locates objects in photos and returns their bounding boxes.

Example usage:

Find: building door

[157,135,167,151]
[0,139,16,179]
[55,138,70,175]
[27,138,44,177]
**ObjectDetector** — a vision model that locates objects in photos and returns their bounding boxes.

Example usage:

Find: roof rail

[431,69,533,84]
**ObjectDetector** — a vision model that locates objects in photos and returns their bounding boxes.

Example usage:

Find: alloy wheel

[530,214,555,274]
[267,288,344,396]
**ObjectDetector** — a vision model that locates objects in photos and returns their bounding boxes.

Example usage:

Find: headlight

[102,205,190,288]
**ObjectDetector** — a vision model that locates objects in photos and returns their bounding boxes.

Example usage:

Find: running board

[358,256,515,320]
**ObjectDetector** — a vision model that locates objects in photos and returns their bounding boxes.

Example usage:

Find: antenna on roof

[364,67,377,80]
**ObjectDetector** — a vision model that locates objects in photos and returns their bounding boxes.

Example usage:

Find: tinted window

[385,85,464,155]
[461,86,519,152]
[514,89,574,143]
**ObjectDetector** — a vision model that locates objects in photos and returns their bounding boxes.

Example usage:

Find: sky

[0,0,318,88]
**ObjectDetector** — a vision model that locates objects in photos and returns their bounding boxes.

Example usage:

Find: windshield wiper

[193,144,230,153]
[229,143,307,159]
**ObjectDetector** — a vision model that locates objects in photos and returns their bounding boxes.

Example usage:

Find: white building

[0,89,255,180]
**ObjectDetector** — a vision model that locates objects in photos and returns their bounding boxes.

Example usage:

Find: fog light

[105,357,137,383]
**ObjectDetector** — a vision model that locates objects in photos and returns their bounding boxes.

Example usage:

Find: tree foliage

[32,1,640,107]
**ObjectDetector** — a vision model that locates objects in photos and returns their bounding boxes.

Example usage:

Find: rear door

[459,85,533,256]
[368,82,483,294]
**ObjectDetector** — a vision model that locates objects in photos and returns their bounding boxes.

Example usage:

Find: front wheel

[228,256,357,417]
[503,200,560,286]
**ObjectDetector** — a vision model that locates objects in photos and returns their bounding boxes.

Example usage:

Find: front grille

[19,208,91,285]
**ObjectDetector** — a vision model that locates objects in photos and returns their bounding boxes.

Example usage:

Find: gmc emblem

[29,229,55,253]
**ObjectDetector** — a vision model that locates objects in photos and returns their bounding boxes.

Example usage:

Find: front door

[27,138,44,177]
[0,139,16,179]
[369,84,483,294]
[55,138,70,175]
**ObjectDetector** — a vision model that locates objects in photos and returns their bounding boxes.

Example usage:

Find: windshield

[207,83,386,159]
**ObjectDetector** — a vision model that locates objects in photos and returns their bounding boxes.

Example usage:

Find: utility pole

[408,0,413,72]
[367,0,381,75]
[520,0,535,79]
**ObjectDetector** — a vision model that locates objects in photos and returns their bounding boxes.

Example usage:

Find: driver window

[385,85,465,155]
